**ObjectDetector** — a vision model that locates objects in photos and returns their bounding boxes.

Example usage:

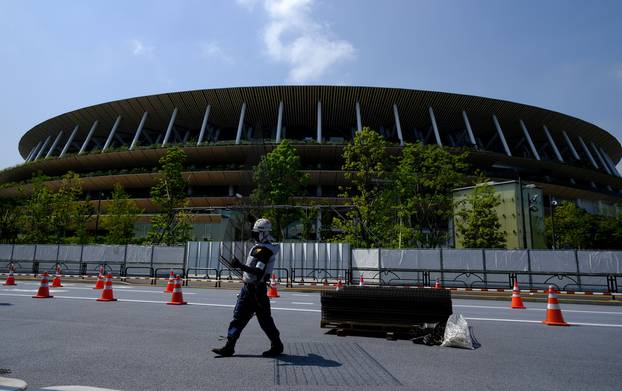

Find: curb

[0,376,28,391]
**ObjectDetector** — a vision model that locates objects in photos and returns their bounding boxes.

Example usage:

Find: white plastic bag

[440,314,474,349]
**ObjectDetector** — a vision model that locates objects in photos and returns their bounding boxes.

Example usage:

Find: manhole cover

[274,342,401,386]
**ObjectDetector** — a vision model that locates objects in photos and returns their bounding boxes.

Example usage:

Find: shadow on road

[217,353,342,368]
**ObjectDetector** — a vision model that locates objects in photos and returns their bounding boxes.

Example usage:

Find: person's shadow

[222,353,342,368]
[276,353,341,368]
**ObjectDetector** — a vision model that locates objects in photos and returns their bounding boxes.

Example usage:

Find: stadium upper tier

[4,86,622,202]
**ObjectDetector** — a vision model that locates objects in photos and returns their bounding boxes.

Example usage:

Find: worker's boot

[212,336,237,357]
[262,337,284,357]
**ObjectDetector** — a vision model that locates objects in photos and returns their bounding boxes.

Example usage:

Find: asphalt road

[1,281,621,391]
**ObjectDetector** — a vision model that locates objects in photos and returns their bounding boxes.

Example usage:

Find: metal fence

[351,248,622,292]
[1,243,621,292]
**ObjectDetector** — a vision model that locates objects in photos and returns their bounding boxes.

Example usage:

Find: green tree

[455,181,506,248]
[393,142,469,248]
[102,183,142,244]
[592,215,622,249]
[333,127,394,248]
[544,201,593,249]
[0,197,22,243]
[250,139,309,240]
[147,147,191,245]
[18,174,56,243]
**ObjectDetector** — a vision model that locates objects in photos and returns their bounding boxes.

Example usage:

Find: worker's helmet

[252,218,274,243]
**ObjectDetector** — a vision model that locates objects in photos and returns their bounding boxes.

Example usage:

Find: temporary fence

[1,243,621,292]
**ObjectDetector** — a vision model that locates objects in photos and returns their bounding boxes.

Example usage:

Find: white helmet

[252,218,273,243]
[252,218,272,232]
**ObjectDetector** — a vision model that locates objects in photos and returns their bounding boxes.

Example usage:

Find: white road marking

[0,293,320,313]
[291,302,314,305]
[465,317,622,328]
[455,304,622,315]
[291,293,311,297]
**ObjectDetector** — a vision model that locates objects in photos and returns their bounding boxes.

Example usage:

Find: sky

[0,0,621,170]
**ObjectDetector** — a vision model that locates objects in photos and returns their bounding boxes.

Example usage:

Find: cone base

[96,298,117,302]
[32,294,53,298]
[511,305,526,309]
[93,287,103,290]
[543,320,569,326]
[4,282,16,286]
[51,284,63,288]
[166,301,187,305]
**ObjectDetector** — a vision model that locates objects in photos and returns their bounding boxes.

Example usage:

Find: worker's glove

[230,257,242,269]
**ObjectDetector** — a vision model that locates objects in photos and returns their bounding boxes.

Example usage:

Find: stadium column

[492,115,511,156]
[235,102,246,145]
[130,112,149,150]
[590,142,611,174]
[45,131,64,158]
[34,136,52,160]
[428,107,442,146]
[102,116,122,153]
[276,101,283,142]
[542,125,564,162]
[197,104,211,145]
[79,121,99,155]
[392,104,404,146]
[561,131,581,160]
[317,101,322,143]
[519,120,540,160]
[356,101,362,132]
[577,136,599,168]
[26,141,42,162]
[162,107,178,147]
[600,148,621,177]
[462,110,478,149]
[60,125,80,158]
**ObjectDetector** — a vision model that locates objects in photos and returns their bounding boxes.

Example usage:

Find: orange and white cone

[32,272,53,299]
[51,265,63,288]
[166,276,187,305]
[267,274,280,298]
[359,275,364,286]
[434,278,441,289]
[543,285,569,326]
[93,273,104,289]
[4,270,16,286]
[96,273,117,302]
[164,270,175,293]
[334,276,344,290]
[510,280,526,309]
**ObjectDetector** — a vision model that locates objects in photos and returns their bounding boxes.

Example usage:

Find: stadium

[1,85,621,241]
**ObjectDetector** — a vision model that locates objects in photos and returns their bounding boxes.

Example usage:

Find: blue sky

[1,0,621,170]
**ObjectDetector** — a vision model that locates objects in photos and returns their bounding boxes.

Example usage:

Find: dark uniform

[212,238,283,357]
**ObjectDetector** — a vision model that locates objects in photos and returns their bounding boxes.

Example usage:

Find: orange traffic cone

[164,271,175,293]
[96,273,117,302]
[51,265,63,288]
[323,278,329,288]
[166,276,187,305]
[434,278,441,289]
[334,276,344,290]
[359,274,364,286]
[93,271,105,289]
[4,270,16,286]
[543,285,569,326]
[510,280,526,309]
[32,272,53,298]
[267,274,280,298]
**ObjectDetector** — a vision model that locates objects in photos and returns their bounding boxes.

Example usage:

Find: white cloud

[129,39,154,57]
[240,0,355,83]
[236,0,260,10]
[200,41,234,64]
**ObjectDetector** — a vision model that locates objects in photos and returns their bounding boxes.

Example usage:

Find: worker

[212,218,283,357]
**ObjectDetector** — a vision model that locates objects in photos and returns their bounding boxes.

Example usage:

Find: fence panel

[578,251,621,291]
[0,245,13,261]
[443,249,487,288]
[484,249,529,288]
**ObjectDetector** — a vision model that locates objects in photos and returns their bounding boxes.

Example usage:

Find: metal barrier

[290,268,349,287]
[349,267,621,293]
[152,267,185,285]
[184,268,220,286]
[272,268,290,287]
[120,266,154,282]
